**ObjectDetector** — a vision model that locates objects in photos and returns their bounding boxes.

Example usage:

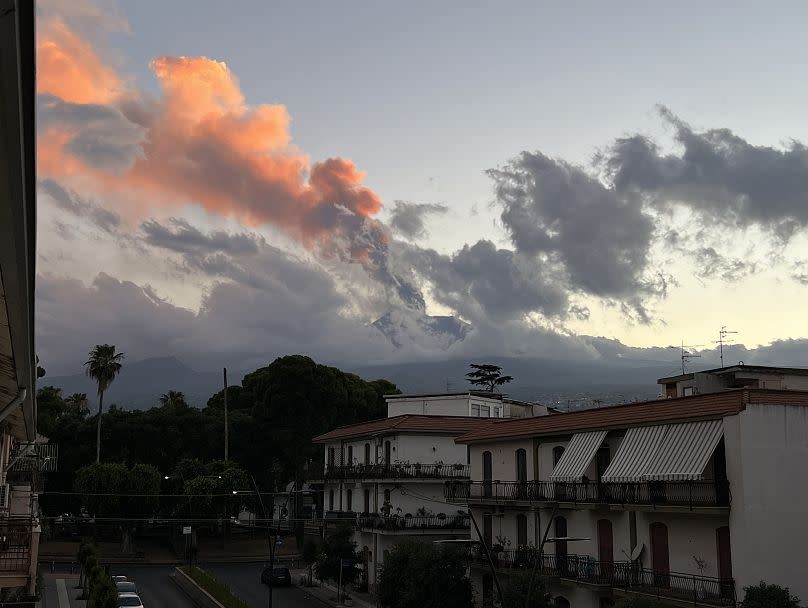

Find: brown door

[555,516,568,575]
[384,440,391,465]
[650,522,670,586]
[716,526,732,579]
[483,513,492,549]
[598,519,614,580]
[483,451,493,497]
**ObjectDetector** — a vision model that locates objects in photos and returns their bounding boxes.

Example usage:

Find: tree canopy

[739,582,800,608]
[466,363,513,392]
[376,541,473,608]
[500,570,553,608]
[315,524,360,585]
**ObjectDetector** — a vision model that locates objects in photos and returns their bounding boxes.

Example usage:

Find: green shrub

[740,582,800,608]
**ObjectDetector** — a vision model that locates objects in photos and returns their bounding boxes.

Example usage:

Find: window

[483,513,492,548]
[328,489,334,511]
[347,445,353,464]
[364,488,370,514]
[553,446,565,467]
[517,514,528,546]
[471,403,481,417]
[364,443,371,465]
[328,447,335,468]
[481,405,491,417]
[516,448,527,483]
[346,489,353,512]
[493,406,501,417]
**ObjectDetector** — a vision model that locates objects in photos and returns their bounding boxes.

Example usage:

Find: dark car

[261,566,292,587]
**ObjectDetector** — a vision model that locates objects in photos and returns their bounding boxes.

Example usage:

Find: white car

[112,575,128,583]
[117,592,144,607]
[116,581,137,594]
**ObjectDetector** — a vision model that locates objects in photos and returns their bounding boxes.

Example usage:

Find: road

[203,562,328,608]
[107,564,196,608]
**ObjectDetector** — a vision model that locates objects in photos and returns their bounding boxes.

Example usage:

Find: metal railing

[9,442,58,473]
[445,480,730,508]
[356,514,470,531]
[324,463,469,480]
[471,548,735,606]
[0,519,34,573]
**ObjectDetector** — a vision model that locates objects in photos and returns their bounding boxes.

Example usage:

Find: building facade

[658,364,808,398]
[312,391,545,591]
[451,390,808,608]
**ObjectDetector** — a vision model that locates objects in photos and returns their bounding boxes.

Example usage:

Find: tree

[376,541,473,608]
[302,537,320,585]
[740,582,800,608]
[466,363,513,392]
[85,344,125,463]
[499,570,553,608]
[315,524,360,585]
[65,393,89,412]
[159,390,189,408]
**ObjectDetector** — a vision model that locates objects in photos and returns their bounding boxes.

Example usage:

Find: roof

[384,391,507,400]
[658,364,808,384]
[312,415,497,443]
[454,389,808,444]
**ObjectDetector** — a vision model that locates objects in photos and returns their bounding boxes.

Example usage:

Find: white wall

[470,439,534,481]
[725,403,808,601]
[395,435,467,465]
[387,396,472,417]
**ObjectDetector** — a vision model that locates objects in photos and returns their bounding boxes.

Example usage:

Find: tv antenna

[713,326,738,368]
[679,340,703,375]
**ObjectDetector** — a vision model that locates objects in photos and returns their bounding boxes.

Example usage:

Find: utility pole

[223,368,229,462]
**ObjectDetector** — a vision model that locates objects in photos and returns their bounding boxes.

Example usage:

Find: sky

[34,0,808,375]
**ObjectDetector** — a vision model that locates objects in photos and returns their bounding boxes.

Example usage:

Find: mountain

[44,356,239,410]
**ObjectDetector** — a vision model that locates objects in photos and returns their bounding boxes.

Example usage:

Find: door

[597,519,614,579]
[517,514,528,547]
[483,513,493,549]
[555,516,568,575]
[714,439,729,505]
[716,526,733,597]
[363,489,370,514]
[384,440,391,466]
[516,449,527,499]
[483,451,493,497]
[364,443,370,465]
[650,522,670,587]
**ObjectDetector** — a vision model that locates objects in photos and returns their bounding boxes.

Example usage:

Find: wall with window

[469,439,535,481]
[386,396,474,417]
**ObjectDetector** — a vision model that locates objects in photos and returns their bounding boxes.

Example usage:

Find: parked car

[261,566,292,587]
[117,592,144,607]
[112,575,128,583]
[116,581,137,594]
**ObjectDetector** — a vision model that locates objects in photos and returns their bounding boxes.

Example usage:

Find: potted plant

[693,555,709,599]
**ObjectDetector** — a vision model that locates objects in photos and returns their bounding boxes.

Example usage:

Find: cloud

[140,218,264,256]
[604,106,808,240]
[389,201,448,239]
[693,247,756,282]
[39,178,121,232]
[489,151,658,302]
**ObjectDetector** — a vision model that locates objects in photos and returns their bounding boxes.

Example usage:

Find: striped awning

[642,419,724,481]
[550,430,608,482]
[600,425,667,483]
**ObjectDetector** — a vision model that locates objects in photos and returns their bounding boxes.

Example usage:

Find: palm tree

[159,390,188,408]
[65,393,89,413]
[85,345,124,463]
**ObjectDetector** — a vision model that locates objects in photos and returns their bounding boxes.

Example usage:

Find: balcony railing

[471,548,735,606]
[0,519,34,574]
[324,463,469,481]
[445,479,730,508]
[357,514,470,531]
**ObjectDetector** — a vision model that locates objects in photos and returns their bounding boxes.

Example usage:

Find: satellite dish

[630,543,644,561]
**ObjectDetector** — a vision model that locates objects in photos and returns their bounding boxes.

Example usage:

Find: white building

[451,389,808,608]
[658,364,808,398]
[312,391,546,591]
[0,1,43,598]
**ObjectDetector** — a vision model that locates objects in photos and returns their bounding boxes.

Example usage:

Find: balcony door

[555,516,568,575]
[483,451,493,497]
[716,526,732,579]
[516,449,527,499]
[597,519,613,579]
[650,522,670,586]
[384,440,391,466]
[483,513,493,549]
[364,443,371,465]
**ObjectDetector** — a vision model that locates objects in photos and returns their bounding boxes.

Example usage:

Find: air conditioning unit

[0,485,10,510]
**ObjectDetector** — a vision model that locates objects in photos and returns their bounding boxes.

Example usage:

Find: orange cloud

[37,18,121,105]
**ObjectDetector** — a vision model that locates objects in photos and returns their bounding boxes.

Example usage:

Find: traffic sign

[183,526,191,535]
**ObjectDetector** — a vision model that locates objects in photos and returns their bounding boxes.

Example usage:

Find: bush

[501,570,553,608]
[740,582,800,608]
[315,524,359,584]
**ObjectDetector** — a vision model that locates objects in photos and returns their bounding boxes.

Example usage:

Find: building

[312,391,547,591]
[658,364,808,398]
[0,0,43,600]
[451,389,808,608]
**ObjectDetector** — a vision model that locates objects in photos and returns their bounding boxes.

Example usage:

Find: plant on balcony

[692,555,709,599]
[739,581,800,608]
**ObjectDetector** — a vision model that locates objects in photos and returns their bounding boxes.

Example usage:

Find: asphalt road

[107,564,196,608]
[204,562,327,608]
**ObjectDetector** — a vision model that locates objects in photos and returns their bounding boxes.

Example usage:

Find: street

[204,562,328,608]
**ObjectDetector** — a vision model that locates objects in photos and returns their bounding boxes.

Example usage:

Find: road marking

[56,578,71,608]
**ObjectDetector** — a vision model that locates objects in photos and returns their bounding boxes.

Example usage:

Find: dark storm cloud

[140,218,264,255]
[488,151,659,301]
[604,106,808,239]
[37,93,144,172]
[39,178,121,232]
[389,201,449,239]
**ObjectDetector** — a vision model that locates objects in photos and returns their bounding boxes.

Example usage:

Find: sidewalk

[39,572,86,608]
[290,569,376,608]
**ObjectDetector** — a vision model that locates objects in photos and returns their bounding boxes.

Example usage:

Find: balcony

[471,548,735,606]
[357,514,470,532]
[0,518,35,575]
[324,463,469,481]
[445,480,730,509]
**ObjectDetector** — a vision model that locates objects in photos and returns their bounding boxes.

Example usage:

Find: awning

[642,419,724,481]
[550,430,608,482]
[600,425,667,483]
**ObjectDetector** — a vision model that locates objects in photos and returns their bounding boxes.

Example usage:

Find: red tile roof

[454,389,808,444]
[312,415,497,443]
